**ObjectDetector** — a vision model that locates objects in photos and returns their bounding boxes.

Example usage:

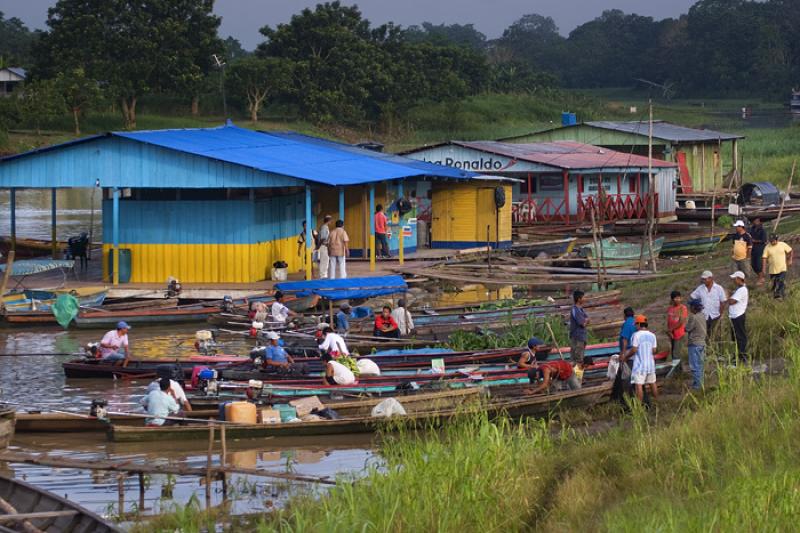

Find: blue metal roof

[0,124,474,189]
[3,67,26,79]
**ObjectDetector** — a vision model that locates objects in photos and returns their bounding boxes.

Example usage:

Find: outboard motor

[249,346,267,368]
[194,330,218,356]
[166,277,182,298]
[197,368,218,395]
[84,342,100,359]
[90,399,108,419]
[221,295,234,313]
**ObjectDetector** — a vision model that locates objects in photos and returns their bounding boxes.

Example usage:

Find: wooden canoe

[580,237,665,268]
[0,237,68,259]
[109,382,613,443]
[510,237,577,258]
[2,288,108,325]
[62,354,249,379]
[0,474,121,532]
[0,408,14,449]
[661,233,727,256]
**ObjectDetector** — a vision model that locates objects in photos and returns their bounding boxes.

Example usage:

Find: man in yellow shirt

[761,234,793,299]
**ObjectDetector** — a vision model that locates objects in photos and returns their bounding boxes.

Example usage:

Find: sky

[1,0,698,50]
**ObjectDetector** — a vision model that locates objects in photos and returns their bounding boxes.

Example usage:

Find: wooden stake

[0,251,15,313]
[220,424,228,500]
[206,423,214,508]
[117,474,125,515]
[545,321,566,361]
[773,160,796,233]
[138,472,145,508]
[647,99,658,273]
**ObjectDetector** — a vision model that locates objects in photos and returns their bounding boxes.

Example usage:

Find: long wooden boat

[0,236,68,259]
[109,381,613,443]
[580,237,665,268]
[661,233,727,256]
[62,354,250,379]
[510,237,577,258]
[0,474,121,532]
[0,407,14,449]
[2,288,108,325]
[676,204,800,222]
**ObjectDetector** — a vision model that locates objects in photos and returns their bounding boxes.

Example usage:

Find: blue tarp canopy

[275,275,407,300]
[0,260,75,276]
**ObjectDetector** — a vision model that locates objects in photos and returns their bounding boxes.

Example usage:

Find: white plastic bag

[607,354,620,380]
[371,398,407,418]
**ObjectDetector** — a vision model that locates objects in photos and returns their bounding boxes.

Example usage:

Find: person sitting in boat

[318,325,350,357]
[145,365,191,412]
[141,378,181,426]
[526,353,589,395]
[271,291,298,324]
[374,306,400,338]
[335,303,352,334]
[391,299,415,337]
[321,352,356,386]
[263,331,300,372]
[251,301,269,322]
[516,337,549,369]
[99,321,130,364]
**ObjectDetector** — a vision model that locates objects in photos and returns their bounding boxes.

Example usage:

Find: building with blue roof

[0,123,511,283]
[0,67,26,97]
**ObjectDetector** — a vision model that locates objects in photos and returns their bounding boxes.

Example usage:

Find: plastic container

[271,267,288,281]
[107,248,132,283]
[225,401,257,424]
[272,404,297,422]
[218,401,231,421]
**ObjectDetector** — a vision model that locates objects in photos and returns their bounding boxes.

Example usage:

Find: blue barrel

[561,112,577,126]
[107,248,132,283]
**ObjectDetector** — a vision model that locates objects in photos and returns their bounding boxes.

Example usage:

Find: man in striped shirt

[623,315,658,403]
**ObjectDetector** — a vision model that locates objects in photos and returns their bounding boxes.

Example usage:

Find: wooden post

[562,170,569,223]
[304,186,313,280]
[362,186,368,259]
[138,472,145,508]
[0,251,14,313]
[206,423,214,508]
[117,474,125,515]
[397,180,404,265]
[338,186,345,223]
[112,187,120,285]
[773,160,796,233]
[50,188,58,259]
[220,424,228,500]
[647,99,658,273]
[486,225,491,274]
[329,299,334,329]
[369,184,376,272]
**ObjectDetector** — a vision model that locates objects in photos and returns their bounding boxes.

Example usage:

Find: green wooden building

[500,121,743,193]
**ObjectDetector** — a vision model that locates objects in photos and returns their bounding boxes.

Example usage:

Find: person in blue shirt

[335,303,351,334]
[264,331,294,370]
[569,290,589,364]
[140,378,180,426]
[618,307,636,355]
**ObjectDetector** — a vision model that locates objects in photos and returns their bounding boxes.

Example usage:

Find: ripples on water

[0,324,375,522]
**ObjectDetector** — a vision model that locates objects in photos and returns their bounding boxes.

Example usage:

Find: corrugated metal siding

[505,125,670,149]
[431,183,512,246]
[656,168,677,215]
[405,145,552,173]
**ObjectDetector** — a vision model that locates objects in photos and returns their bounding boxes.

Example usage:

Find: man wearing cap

[761,234,793,299]
[728,271,749,362]
[749,217,767,281]
[685,299,707,389]
[99,321,130,363]
[690,271,728,339]
[623,315,658,403]
[731,220,753,277]
[516,337,548,370]
[264,331,295,371]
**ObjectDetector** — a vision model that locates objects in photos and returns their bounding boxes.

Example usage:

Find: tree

[223,36,250,61]
[404,22,487,50]
[226,57,292,123]
[0,11,38,66]
[19,79,64,135]
[495,14,565,74]
[55,67,103,135]
[34,0,221,129]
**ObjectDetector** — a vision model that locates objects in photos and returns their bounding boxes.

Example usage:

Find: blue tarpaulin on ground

[275,275,407,300]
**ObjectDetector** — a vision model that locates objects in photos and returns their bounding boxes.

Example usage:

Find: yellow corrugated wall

[102,235,302,283]
[431,183,512,245]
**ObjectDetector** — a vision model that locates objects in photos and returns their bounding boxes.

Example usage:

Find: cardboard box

[258,408,281,425]
[289,396,324,417]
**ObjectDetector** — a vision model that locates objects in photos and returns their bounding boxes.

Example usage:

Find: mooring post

[117,474,125,515]
[206,423,214,508]
[138,472,145,509]
[220,424,228,500]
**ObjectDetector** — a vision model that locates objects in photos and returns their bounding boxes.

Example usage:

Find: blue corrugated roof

[114,124,474,185]
[4,67,26,79]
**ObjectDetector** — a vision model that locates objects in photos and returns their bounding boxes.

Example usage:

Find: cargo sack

[52,293,79,329]
[371,398,407,418]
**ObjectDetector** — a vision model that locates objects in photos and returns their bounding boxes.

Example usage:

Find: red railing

[513,193,658,224]
[512,198,569,224]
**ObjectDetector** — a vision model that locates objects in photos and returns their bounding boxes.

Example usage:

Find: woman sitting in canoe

[374,306,400,338]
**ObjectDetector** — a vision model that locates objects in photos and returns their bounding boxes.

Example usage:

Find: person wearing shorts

[623,315,658,403]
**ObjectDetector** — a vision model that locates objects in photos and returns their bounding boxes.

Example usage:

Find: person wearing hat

[728,271,749,362]
[622,315,658,403]
[319,325,350,357]
[685,299,707,389]
[749,217,767,281]
[264,331,296,371]
[731,220,753,277]
[145,365,192,412]
[99,321,131,363]
[516,337,548,370]
[335,303,352,334]
[321,351,356,386]
[690,271,728,339]
[761,234,793,299]
[317,215,332,279]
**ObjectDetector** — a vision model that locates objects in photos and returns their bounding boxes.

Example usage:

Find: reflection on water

[0,188,103,242]
[0,324,375,521]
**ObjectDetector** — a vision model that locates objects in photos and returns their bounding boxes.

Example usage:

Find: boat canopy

[0,259,75,276]
[738,182,780,206]
[275,275,407,300]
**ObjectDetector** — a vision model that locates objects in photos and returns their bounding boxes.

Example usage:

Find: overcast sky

[1,0,698,49]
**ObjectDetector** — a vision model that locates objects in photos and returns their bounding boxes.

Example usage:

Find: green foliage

[18,79,64,135]
[0,11,38,66]
[226,57,293,123]
[716,214,734,228]
[447,315,579,351]
[404,22,487,51]
[54,67,103,135]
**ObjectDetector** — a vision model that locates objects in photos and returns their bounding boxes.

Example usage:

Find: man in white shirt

[728,271,749,362]
[690,270,728,340]
[622,315,658,403]
[99,321,130,363]
[145,365,192,412]
[271,291,297,324]
[390,299,415,336]
[140,378,181,426]
[318,325,350,356]
[321,352,356,385]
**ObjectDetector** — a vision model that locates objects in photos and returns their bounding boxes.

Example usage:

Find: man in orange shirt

[374,204,391,258]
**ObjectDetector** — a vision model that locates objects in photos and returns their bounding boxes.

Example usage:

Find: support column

[397,180,404,265]
[369,184,376,272]
[562,170,569,223]
[338,187,345,223]
[112,187,120,285]
[305,185,313,280]
[9,189,16,252]
[51,188,57,259]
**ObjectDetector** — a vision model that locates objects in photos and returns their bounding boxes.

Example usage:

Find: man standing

[690,271,728,340]
[327,219,349,279]
[317,215,332,279]
[761,234,793,299]
[99,321,131,363]
[374,204,391,258]
[666,291,688,365]
[731,220,753,277]
[623,315,658,403]
[728,271,749,363]
[569,290,589,365]
[749,217,767,281]
[391,299,415,336]
[685,299,707,390]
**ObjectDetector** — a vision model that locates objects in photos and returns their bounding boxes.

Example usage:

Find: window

[538,175,563,192]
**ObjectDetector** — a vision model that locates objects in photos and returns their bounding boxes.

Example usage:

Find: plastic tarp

[51,293,79,329]
[275,275,407,300]
[0,260,75,276]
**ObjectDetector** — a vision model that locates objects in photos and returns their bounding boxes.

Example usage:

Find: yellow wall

[431,183,512,246]
[102,235,302,283]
